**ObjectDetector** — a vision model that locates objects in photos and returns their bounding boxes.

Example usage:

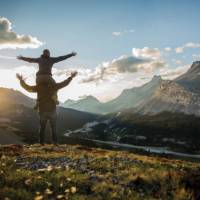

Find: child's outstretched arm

[52,52,77,63]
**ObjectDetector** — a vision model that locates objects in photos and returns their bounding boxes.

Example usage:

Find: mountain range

[63,61,200,116]
[63,75,163,114]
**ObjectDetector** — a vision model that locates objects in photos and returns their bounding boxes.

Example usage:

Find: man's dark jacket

[19,77,72,113]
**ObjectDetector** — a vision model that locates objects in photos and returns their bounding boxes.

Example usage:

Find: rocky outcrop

[136,80,200,116]
[176,61,200,93]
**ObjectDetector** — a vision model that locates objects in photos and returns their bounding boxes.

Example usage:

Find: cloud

[112,29,135,37]
[107,56,149,73]
[175,42,200,53]
[0,54,16,59]
[185,42,200,48]
[164,47,172,52]
[125,29,135,33]
[175,60,182,65]
[81,47,165,83]
[160,64,190,80]
[175,47,184,53]
[112,32,122,37]
[0,17,43,49]
[81,56,150,83]
[132,47,161,59]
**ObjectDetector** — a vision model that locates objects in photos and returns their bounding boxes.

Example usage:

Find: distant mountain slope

[63,76,163,114]
[0,87,35,107]
[103,75,162,113]
[63,96,103,114]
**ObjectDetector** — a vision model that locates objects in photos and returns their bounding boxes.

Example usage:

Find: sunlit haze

[0,0,200,102]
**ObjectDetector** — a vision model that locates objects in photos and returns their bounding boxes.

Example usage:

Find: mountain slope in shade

[175,61,200,93]
[0,103,99,144]
[0,88,99,144]
[0,87,35,107]
[0,128,24,145]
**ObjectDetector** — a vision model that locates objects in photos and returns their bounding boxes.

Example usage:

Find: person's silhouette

[17,49,77,109]
[16,71,78,145]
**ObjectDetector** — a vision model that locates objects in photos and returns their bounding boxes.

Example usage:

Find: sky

[0,0,200,102]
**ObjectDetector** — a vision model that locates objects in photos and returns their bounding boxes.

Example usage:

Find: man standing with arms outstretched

[16,71,78,145]
[17,49,77,108]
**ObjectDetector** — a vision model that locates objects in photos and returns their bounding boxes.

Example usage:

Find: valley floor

[0,144,200,200]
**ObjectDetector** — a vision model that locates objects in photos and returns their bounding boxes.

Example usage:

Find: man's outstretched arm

[56,71,78,90]
[16,74,37,93]
[52,52,77,63]
[17,56,39,63]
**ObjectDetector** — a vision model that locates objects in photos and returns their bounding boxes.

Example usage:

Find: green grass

[0,144,200,200]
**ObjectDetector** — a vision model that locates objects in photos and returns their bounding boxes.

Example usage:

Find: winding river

[65,135,200,159]
[89,139,200,159]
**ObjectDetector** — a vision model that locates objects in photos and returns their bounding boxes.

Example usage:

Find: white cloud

[81,47,165,83]
[164,47,172,52]
[125,29,135,33]
[185,42,200,48]
[160,64,190,80]
[81,56,149,83]
[0,17,43,49]
[112,32,122,37]
[138,60,165,73]
[112,29,135,37]
[175,47,184,53]
[174,60,182,65]
[175,42,200,53]
[0,54,16,59]
[132,47,161,59]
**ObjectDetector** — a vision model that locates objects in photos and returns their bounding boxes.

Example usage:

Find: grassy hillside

[0,144,200,200]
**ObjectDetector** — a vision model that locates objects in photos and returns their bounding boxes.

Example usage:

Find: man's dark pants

[39,111,57,144]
